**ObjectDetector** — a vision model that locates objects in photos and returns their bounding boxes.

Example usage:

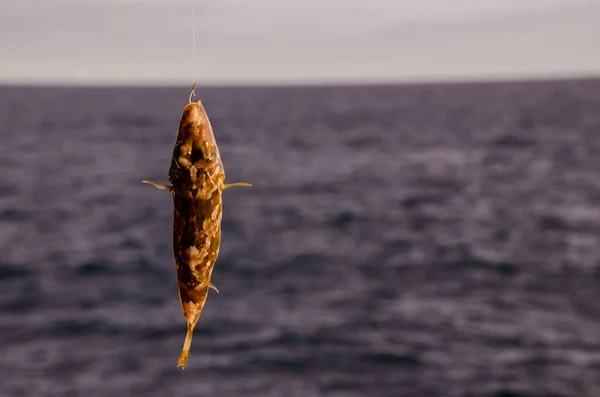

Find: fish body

[143,85,250,368]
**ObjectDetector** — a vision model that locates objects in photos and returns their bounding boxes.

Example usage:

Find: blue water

[1,80,600,396]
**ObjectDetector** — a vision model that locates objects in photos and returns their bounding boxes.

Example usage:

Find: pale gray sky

[0,0,599,85]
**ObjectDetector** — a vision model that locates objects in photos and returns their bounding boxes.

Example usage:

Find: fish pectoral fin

[222,182,252,190]
[204,279,219,294]
[142,180,172,193]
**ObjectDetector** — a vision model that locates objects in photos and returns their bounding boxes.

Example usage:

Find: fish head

[176,101,221,168]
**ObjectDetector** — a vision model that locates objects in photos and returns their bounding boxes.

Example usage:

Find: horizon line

[1,73,599,89]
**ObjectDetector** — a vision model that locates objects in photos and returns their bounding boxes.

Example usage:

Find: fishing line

[192,1,196,86]
[190,1,197,103]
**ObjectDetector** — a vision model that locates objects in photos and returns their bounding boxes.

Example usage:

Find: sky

[0,0,599,85]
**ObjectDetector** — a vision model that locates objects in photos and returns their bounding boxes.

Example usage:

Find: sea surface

[1,79,600,397]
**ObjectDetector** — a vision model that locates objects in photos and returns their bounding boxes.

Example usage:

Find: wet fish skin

[142,86,250,368]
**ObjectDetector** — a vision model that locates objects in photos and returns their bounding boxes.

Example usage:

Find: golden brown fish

[142,84,251,368]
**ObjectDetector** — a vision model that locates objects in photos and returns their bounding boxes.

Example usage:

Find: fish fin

[222,182,252,190]
[204,279,219,294]
[142,180,172,193]
[177,322,195,369]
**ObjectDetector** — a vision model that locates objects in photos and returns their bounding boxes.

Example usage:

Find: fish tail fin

[177,322,196,369]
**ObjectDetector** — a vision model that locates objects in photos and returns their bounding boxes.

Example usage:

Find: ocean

[1,79,600,396]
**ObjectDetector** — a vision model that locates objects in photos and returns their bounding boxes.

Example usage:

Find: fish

[142,84,251,368]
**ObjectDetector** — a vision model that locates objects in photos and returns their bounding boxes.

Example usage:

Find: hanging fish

[142,83,251,368]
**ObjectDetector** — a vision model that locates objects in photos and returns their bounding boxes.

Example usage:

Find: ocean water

[1,79,600,396]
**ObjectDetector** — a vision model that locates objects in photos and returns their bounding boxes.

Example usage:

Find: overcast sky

[0,0,599,85]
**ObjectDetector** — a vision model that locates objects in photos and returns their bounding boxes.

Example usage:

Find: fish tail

[177,322,196,369]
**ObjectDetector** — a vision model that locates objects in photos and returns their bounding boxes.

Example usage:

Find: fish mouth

[182,82,203,126]
[182,102,202,124]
